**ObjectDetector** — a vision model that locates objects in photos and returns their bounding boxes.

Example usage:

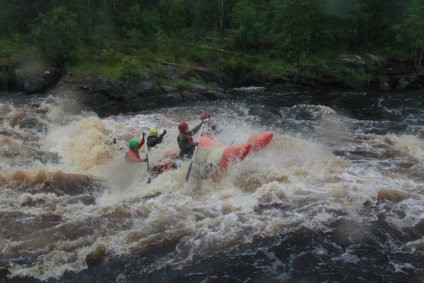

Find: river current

[0,87,423,283]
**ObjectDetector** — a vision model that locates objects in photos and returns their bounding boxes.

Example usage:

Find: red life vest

[125,149,141,162]
[178,133,194,158]
[178,133,193,148]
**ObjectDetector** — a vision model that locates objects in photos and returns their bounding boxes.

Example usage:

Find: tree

[32,7,82,66]
[0,0,15,37]
[270,0,320,59]
[393,0,424,66]
[231,0,268,49]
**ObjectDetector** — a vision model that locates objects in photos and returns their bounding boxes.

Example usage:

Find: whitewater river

[0,87,423,282]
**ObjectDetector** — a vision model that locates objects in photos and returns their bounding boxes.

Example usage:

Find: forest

[0,0,423,81]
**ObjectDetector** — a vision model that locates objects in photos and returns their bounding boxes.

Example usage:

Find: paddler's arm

[188,122,203,136]
[135,132,146,151]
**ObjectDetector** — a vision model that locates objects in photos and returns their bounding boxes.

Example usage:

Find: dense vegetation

[0,0,423,80]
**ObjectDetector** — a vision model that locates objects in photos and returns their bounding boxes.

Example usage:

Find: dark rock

[0,65,11,91]
[160,85,176,93]
[134,80,154,96]
[397,73,420,90]
[0,266,10,278]
[340,77,368,89]
[191,84,208,92]
[85,245,107,266]
[161,65,181,80]
[379,81,392,91]
[333,54,367,68]
[153,92,184,107]
[12,65,62,94]
[363,54,388,67]
[397,75,410,90]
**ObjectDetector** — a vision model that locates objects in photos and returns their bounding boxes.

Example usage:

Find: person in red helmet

[200,113,219,138]
[177,114,210,159]
[125,131,149,163]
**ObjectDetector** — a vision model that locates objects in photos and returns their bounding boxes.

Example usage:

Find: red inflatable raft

[151,132,273,177]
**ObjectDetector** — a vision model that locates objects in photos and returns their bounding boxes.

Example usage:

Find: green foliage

[119,56,141,83]
[254,56,298,77]
[0,37,21,60]
[66,62,121,79]
[172,80,192,91]
[32,7,81,66]
[0,0,418,84]
[231,0,268,49]
[164,0,191,32]
[206,82,218,90]
[189,76,204,85]
[224,56,256,75]
[417,66,424,75]
[100,49,122,64]
[0,0,16,37]
[393,0,424,66]
[330,66,372,81]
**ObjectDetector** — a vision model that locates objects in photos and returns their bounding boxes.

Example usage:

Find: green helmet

[129,139,139,148]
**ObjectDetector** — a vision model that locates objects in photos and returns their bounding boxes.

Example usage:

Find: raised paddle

[113,138,125,157]
[185,124,204,183]
[144,134,152,184]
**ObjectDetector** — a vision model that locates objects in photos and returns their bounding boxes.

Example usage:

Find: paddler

[177,114,210,159]
[147,128,167,149]
[201,113,219,138]
[125,131,149,163]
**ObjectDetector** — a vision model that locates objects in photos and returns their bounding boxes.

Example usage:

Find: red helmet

[201,113,210,120]
[178,122,188,132]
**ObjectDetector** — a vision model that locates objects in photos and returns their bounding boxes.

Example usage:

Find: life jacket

[178,133,194,158]
[147,135,162,149]
[125,148,141,162]
[147,136,155,148]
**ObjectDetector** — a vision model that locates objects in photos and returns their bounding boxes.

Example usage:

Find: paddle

[144,135,152,184]
[113,138,125,157]
[185,124,204,183]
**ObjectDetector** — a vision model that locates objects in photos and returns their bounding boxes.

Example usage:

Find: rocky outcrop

[2,53,423,114]
[54,72,231,116]
[9,60,62,94]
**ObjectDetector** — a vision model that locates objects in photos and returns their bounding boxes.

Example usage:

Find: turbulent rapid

[0,88,423,282]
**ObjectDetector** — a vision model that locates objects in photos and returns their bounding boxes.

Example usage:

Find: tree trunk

[217,0,225,40]
[88,0,92,35]
[193,0,201,41]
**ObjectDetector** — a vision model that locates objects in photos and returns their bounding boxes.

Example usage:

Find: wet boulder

[11,61,61,94]
[85,245,107,266]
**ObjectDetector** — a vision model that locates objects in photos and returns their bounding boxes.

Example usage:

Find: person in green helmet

[125,131,148,163]
[147,128,167,149]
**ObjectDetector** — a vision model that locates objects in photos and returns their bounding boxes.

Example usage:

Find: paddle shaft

[144,137,151,183]
[185,124,204,183]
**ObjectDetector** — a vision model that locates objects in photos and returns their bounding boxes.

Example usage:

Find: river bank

[1,53,424,115]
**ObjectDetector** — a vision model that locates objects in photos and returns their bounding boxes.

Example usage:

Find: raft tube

[157,132,273,176]
[246,132,273,154]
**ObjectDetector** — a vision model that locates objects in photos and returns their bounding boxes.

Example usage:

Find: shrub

[119,57,140,83]
[32,7,81,67]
